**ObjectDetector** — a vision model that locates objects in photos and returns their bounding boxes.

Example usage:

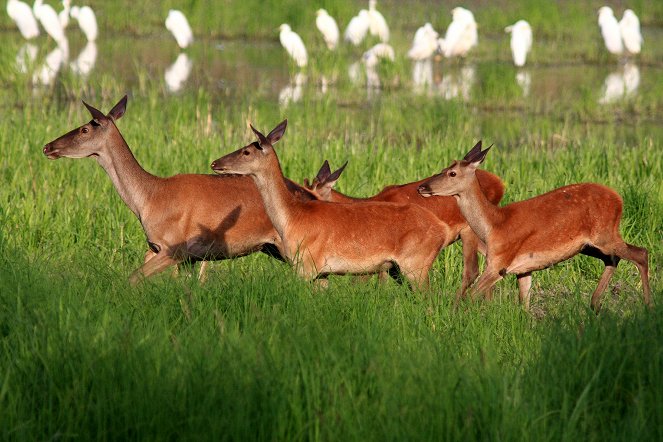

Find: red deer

[417,143,652,312]
[211,120,454,290]
[42,95,320,284]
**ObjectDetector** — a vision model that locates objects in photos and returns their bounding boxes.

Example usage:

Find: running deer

[42,96,320,284]
[302,153,505,300]
[211,120,454,289]
[417,143,652,312]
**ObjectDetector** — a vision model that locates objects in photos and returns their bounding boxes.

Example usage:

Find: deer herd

[42,96,652,312]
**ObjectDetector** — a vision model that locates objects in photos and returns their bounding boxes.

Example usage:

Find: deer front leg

[517,272,532,310]
[458,227,480,301]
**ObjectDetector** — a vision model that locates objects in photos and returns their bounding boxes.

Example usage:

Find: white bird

[7,0,40,39]
[165,53,193,93]
[33,0,66,46]
[505,20,532,67]
[165,9,193,49]
[315,9,339,50]
[363,42,394,67]
[278,24,308,68]
[70,41,97,77]
[598,6,623,55]
[58,0,70,29]
[441,7,478,58]
[367,0,389,42]
[619,9,642,54]
[344,9,369,46]
[70,5,97,42]
[408,23,439,60]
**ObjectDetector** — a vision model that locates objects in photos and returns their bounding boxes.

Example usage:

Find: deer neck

[454,176,502,242]
[250,154,300,245]
[95,129,158,219]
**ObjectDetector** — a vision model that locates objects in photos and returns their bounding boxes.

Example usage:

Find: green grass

[1,0,663,440]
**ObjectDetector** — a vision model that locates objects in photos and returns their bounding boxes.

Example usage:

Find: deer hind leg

[581,245,619,313]
[458,227,481,302]
[517,272,533,310]
[129,252,181,286]
[610,241,651,307]
[472,269,503,301]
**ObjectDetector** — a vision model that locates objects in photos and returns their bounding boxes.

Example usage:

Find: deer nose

[43,144,52,155]
[417,184,430,194]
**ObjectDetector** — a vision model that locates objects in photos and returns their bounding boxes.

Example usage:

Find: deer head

[43,95,127,160]
[211,120,287,176]
[418,141,491,197]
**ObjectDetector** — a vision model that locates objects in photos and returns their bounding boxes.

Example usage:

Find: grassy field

[1,0,663,440]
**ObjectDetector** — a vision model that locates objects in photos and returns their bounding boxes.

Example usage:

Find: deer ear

[107,95,128,121]
[463,140,482,161]
[468,145,491,169]
[314,160,332,183]
[327,161,348,184]
[250,124,269,149]
[83,100,106,121]
[267,119,287,145]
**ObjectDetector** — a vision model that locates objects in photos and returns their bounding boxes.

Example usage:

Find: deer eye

[243,150,250,156]
[449,171,457,177]
[82,127,89,134]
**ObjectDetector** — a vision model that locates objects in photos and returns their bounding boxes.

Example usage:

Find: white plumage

[619,9,642,54]
[315,9,339,50]
[408,23,439,60]
[505,20,532,67]
[279,24,308,68]
[441,7,478,58]
[367,0,389,43]
[58,0,70,29]
[70,5,97,42]
[598,6,623,55]
[33,0,66,46]
[344,9,369,46]
[363,42,394,67]
[165,9,193,49]
[7,0,40,39]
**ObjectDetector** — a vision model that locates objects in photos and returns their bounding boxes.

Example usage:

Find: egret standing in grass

[316,9,339,50]
[619,9,642,54]
[408,23,439,60]
[7,0,40,39]
[505,20,532,67]
[598,6,623,55]
[441,7,478,58]
[344,9,369,46]
[166,9,193,49]
[367,0,389,42]
[33,0,67,47]
[70,5,97,42]
[279,24,308,68]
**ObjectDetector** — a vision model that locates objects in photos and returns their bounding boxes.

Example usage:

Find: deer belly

[318,255,393,275]
[507,242,584,274]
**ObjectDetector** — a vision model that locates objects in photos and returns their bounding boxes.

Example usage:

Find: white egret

[505,20,532,67]
[408,23,439,60]
[58,0,70,29]
[70,41,97,77]
[70,5,97,42]
[278,24,308,68]
[165,53,193,93]
[315,9,339,50]
[344,9,369,46]
[619,9,642,54]
[7,0,40,39]
[363,42,394,66]
[165,9,193,49]
[598,6,623,55]
[367,0,389,42]
[441,7,478,58]
[33,0,66,46]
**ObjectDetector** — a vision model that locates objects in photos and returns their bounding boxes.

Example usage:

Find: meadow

[1,0,663,440]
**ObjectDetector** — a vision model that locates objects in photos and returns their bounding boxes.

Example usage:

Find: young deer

[301,151,506,300]
[211,120,454,289]
[42,96,320,284]
[417,144,652,312]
